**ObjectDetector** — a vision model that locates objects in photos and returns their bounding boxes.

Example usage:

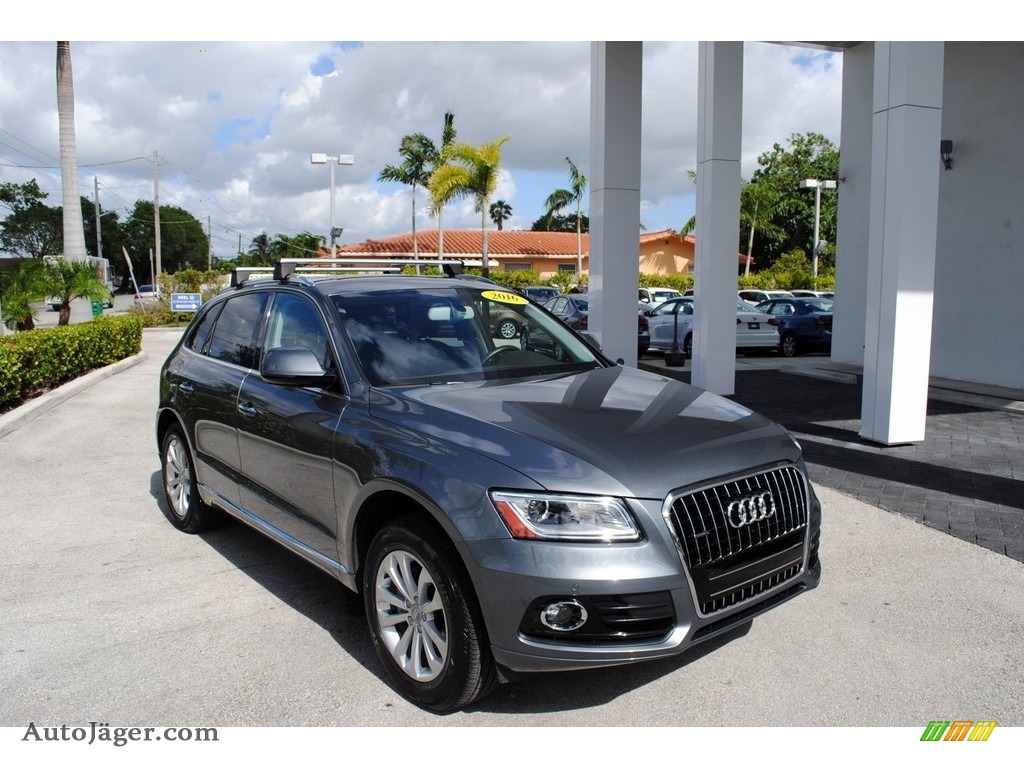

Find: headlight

[490,491,640,542]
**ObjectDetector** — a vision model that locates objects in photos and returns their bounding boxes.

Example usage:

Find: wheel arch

[350,487,467,597]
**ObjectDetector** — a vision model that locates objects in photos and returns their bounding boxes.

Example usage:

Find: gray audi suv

[156,260,821,712]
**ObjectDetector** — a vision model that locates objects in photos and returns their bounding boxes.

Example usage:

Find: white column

[692,42,743,395]
[860,42,944,445]
[831,43,874,367]
[589,41,643,367]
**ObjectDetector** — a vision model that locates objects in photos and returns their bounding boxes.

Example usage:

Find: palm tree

[679,170,697,237]
[42,257,111,326]
[543,157,587,276]
[56,42,88,264]
[429,136,510,278]
[433,111,457,259]
[246,232,272,266]
[739,178,788,276]
[0,258,47,331]
[378,133,437,258]
[489,200,512,230]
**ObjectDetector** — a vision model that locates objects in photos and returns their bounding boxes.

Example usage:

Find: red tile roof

[329,228,747,265]
[334,230,587,257]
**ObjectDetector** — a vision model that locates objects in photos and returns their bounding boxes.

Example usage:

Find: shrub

[0,315,143,411]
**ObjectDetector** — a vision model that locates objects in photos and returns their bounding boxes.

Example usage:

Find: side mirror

[579,331,602,351]
[262,346,333,387]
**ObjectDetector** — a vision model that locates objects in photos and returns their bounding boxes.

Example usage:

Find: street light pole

[799,178,837,289]
[310,152,355,258]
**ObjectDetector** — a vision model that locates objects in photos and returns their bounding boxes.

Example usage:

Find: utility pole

[94,176,102,260]
[207,215,212,270]
[153,151,162,279]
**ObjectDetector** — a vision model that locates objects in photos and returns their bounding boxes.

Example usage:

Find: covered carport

[586,41,1022,446]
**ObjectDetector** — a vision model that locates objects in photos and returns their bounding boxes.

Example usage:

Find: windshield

[331,284,605,386]
[653,290,682,302]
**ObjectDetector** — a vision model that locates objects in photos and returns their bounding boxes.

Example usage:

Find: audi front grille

[664,464,809,616]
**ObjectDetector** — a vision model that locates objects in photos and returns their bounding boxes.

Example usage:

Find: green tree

[379,132,437,258]
[489,200,512,230]
[0,257,48,331]
[269,232,325,260]
[749,132,839,271]
[79,196,125,267]
[530,212,589,233]
[428,135,510,277]
[542,157,588,276]
[123,201,209,280]
[42,256,111,326]
[0,180,63,259]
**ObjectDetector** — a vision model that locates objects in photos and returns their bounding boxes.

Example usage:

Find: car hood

[368,365,800,499]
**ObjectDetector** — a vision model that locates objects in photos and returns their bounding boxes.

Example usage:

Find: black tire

[684,333,693,358]
[160,426,222,533]
[780,332,798,358]
[363,517,497,712]
[497,318,519,340]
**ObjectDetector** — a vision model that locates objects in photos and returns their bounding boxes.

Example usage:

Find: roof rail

[232,258,477,287]
[272,258,472,279]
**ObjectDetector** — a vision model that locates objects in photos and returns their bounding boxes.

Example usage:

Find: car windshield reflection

[331,286,604,387]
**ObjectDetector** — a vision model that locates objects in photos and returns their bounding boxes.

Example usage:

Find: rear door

[170,291,268,508]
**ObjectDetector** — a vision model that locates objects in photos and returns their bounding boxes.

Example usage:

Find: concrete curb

[0,351,148,440]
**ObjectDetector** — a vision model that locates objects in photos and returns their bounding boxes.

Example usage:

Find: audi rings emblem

[725,492,776,528]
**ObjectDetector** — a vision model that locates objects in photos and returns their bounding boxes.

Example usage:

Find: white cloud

[0,40,843,257]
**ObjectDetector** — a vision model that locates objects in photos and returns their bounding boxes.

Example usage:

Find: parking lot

[1,328,1022,733]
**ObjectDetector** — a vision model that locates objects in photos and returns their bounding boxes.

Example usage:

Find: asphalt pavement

[0,329,1022,731]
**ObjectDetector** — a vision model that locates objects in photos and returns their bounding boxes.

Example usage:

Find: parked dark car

[156,259,821,712]
[521,285,561,303]
[541,295,650,355]
[756,297,834,356]
[543,294,589,330]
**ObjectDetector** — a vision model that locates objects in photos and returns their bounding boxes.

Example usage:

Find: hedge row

[0,315,144,411]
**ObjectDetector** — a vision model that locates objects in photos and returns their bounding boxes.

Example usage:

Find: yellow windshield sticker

[482,290,527,305]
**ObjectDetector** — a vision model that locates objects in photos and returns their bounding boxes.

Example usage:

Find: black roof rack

[231,257,480,288]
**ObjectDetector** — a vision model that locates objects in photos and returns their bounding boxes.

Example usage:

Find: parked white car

[738,289,794,305]
[638,287,684,313]
[647,297,778,356]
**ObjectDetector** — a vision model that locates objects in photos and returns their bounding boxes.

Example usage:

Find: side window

[263,293,330,369]
[185,301,224,354]
[206,292,269,369]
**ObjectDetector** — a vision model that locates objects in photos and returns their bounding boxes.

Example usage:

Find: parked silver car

[156,260,821,712]
[646,297,778,356]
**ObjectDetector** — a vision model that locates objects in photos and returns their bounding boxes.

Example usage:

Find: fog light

[540,600,588,632]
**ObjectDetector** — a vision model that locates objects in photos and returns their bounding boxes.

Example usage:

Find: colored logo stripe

[920,720,997,742]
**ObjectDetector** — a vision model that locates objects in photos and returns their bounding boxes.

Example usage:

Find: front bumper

[467,479,822,674]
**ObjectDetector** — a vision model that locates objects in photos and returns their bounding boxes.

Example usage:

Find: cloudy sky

[2,12,858,260]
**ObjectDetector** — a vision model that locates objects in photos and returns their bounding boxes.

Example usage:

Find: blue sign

[170,293,202,312]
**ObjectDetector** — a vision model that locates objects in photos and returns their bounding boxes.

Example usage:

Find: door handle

[178,381,195,395]
[237,402,258,417]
